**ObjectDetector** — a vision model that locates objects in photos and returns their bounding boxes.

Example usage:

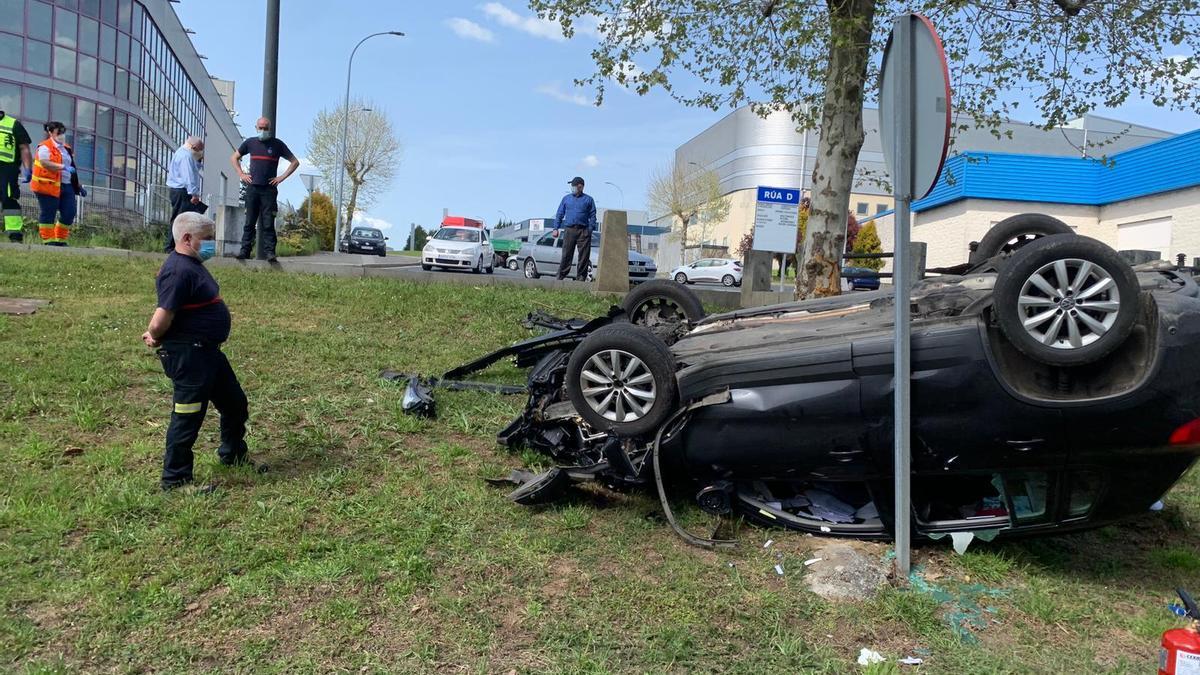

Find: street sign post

[753,186,802,290]
[877,13,952,577]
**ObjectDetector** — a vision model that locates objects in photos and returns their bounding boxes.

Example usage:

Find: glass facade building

[0,0,240,218]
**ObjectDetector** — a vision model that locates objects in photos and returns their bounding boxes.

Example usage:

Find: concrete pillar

[910,241,927,281]
[740,249,773,307]
[596,210,628,293]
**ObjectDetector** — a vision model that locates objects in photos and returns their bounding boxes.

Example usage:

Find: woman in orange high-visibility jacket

[31,121,86,246]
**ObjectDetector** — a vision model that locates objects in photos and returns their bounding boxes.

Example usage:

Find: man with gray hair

[143,212,261,492]
[165,136,205,252]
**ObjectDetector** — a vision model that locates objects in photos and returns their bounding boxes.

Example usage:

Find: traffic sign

[878,13,951,201]
[752,186,801,254]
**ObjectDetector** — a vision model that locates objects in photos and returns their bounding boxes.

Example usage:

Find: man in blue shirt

[554,176,598,280]
[165,136,204,252]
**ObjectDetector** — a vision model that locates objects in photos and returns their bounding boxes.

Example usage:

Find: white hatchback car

[670,258,742,287]
[421,226,494,274]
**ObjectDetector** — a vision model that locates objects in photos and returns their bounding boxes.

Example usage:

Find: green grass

[1,248,1199,672]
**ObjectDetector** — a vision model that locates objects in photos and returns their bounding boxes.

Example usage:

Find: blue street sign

[756,186,800,204]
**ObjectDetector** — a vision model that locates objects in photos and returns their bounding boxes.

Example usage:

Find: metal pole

[604,180,624,207]
[262,0,280,125]
[334,31,403,248]
[891,15,915,578]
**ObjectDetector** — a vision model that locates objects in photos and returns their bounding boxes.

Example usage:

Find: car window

[352,228,382,239]
[433,228,480,243]
[537,234,556,246]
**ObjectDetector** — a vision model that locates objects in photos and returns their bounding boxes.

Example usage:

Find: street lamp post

[334,31,404,247]
[603,181,624,208]
[300,172,318,244]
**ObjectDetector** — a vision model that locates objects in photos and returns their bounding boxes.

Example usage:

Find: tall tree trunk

[796,0,876,299]
[679,215,690,266]
[345,180,362,230]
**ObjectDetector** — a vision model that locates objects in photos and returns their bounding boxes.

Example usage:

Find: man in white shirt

[165,136,204,252]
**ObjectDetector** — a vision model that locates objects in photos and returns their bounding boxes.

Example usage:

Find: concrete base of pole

[740,249,774,307]
[596,210,628,293]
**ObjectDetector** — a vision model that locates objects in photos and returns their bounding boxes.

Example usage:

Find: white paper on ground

[857,648,886,666]
[950,531,975,555]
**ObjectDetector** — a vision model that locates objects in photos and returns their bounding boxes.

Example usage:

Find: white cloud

[581,154,599,168]
[352,211,396,232]
[535,82,592,107]
[445,17,495,43]
[482,2,566,42]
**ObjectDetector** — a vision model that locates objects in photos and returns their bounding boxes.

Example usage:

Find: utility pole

[262,0,280,124]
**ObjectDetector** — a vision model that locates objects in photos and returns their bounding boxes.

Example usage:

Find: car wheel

[622,279,706,328]
[486,259,494,274]
[507,258,520,271]
[970,213,1075,267]
[524,259,540,279]
[472,255,482,274]
[421,264,431,271]
[673,272,688,284]
[993,234,1140,367]
[721,274,735,287]
[565,323,678,438]
[379,250,386,257]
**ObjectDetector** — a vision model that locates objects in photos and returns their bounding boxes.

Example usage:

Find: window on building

[99,23,114,61]
[78,15,97,54]
[55,0,79,9]
[28,2,53,42]
[875,203,887,214]
[100,0,116,26]
[77,54,97,88]
[0,33,22,68]
[50,92,72,125]
[0,81,18,116]
[26,40,51,75]
[54,7,77,47]
[79,0,99,18]
[855,202,868,215]
[0,0,24,23]
[23,87,49,123]
[97,60,114,93]
[75,98,95,131]
[117,0,130,31]
[53,45,76,81]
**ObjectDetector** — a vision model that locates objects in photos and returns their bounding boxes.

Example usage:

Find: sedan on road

[421,226,495,274]
[517,231,656,281]
[842,266,881,291]
[670,258,742,287]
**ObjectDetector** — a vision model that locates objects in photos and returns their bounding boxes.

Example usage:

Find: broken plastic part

[399,374,436,418]
[507,468,572,505]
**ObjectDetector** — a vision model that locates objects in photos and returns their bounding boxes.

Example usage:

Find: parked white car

[421,226,494,274]
[670,258,742,287]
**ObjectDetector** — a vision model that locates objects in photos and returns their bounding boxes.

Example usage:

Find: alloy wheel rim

[580,349,656,422]
[1016,257,1121,350]
[525,261,535,278]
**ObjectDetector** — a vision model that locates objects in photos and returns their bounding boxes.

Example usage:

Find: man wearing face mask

[143,212,260,492]
[230,117,298,262]
[164,136,205,252]
[554,176,598,281]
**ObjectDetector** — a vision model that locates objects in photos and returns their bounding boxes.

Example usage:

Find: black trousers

[166,187,193,251]
[157,340,249,486]
[239,184,278,259]
[556,226,592,280]
[0,165,21,242]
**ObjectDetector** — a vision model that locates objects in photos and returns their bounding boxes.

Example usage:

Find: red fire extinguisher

[1160,588,1200,675]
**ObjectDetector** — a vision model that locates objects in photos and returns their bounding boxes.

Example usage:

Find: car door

[534,233,560,267]
[481,230,493,260]
[696,260,717,282]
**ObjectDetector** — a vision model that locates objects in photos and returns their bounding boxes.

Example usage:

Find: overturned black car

[440,214,1200,545]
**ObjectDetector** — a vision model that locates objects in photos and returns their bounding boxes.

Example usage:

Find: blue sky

[174,1,1198,242]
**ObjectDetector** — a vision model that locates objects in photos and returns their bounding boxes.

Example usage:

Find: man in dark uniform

[0,110,33,242]
[142,212,261,491]
[230,117,299,262]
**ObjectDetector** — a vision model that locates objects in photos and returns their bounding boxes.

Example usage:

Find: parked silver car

[516,231,657,281]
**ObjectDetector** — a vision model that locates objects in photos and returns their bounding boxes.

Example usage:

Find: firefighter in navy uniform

[0,110,33,242]
[142,212,264,491]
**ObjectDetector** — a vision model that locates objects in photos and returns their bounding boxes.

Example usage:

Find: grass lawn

[1,248,1198,673]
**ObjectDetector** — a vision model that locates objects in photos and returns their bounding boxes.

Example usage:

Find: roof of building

[914,128,1200,212]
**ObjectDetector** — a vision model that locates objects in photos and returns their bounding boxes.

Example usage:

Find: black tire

[565,323,678,437]
[485,259,494,274]
[970,213,1074,266]
[421,264,431,271]
[379,250,386,257]
[993,234,1140,367]
[472,256,482,274]
[721,274,735,287]
[524,258,540,279]
[622,279,706,328]
[674,272,689,284]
